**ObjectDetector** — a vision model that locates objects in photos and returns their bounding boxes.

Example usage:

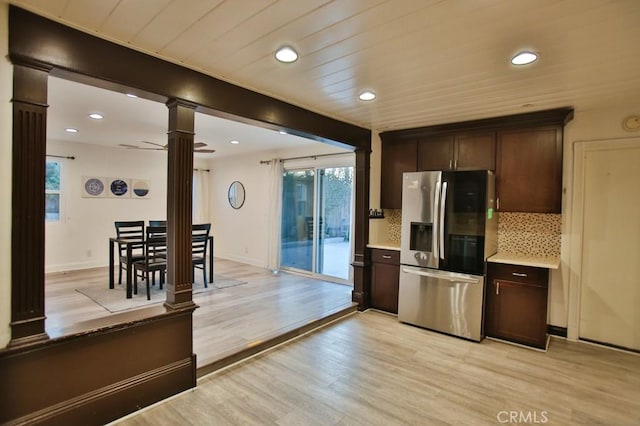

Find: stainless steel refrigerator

[398,170,497,341]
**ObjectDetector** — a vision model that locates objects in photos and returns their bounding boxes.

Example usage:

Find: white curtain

[193,169,210,224]
[267,159,283,272]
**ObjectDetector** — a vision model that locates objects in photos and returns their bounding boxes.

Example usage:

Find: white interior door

[579,142,640,350]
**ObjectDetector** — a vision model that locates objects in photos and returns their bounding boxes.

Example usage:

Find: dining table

[109,235,214,298]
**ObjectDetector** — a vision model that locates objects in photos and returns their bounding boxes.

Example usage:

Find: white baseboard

[46,260,107,273]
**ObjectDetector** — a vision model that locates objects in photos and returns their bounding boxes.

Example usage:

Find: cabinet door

[381,138,417,209]
[486,279,548,348]
[496,126,563,213]
[371,261,400,314]
[495,280,547,348]
[418,135,454,171]
[455,131,496,170]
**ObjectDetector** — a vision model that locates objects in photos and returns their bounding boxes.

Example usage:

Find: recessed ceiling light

[126,93,138,98]
[359,91,376,101]
[65,128,78,133]
[230,140,240,145]
[275,46,298,63]
[89,113,103,120]
[511,51,538,65]
[279,130,287,135]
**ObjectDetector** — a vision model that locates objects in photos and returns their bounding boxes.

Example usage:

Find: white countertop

[487,252,560,269]
[367,241,401,251]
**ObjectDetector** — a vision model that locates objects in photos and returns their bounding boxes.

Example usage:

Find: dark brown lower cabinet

[370,248,400,314]
[485,263,549,349]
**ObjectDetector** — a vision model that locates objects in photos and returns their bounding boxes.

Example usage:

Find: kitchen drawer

[488,262,548,287]
[370,249,400,265]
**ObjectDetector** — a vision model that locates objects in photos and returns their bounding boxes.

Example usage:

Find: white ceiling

[12,0,640,146]
[47,76,318,158]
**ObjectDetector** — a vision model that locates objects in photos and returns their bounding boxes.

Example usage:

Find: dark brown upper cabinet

[381,138,417,209]
[496,126,563,213]
[418,131,496,171]
[379,108,572,212]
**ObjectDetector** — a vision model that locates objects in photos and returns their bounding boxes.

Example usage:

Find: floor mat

[76,275,246,313]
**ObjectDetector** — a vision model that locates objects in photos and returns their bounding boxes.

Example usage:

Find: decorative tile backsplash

[497,213,561,257]
[386,209,402,243]
[378,210,561,258]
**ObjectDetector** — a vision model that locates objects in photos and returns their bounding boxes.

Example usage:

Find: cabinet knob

[496,282,500,295]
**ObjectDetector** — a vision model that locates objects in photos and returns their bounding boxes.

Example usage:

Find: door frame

[567,137,640,341]
[280,156,356,284]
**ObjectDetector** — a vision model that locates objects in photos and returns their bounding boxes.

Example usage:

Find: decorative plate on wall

[82,176,106,198]
[109,178,130,198]
[131,179,150,198]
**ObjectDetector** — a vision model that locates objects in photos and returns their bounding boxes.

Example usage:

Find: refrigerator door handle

[439,181,447,260]
[433,181,441,259]
[401,267,480,284]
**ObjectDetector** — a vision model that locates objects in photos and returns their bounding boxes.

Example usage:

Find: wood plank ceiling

[9,0,640,132]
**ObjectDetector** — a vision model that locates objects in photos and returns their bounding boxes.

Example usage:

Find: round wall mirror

[228,181,246,209]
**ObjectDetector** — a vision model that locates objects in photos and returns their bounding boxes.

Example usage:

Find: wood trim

[547,325,568,338]
[165,100,196,308]
[8,358,194,425]
[352,148,371,310]
[8,5,370,150]
[10,64,49,344]
[379,108,574,140]
[579,337,640,355]
[0,308,196,425]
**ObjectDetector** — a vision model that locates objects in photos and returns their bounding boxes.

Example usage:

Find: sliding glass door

[280,165,354,282]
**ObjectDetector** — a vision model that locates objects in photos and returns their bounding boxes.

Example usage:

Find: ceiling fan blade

[195,149,216,153]
[119,143,140,148]
[141,140,166,148]
[193,142,207,148]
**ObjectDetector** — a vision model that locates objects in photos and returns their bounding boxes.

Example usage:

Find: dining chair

[192,223,211,287]
[149,220,166,227]
[114,221,145,285]
[133,226,167,300]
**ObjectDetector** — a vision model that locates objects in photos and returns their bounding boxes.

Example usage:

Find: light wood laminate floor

[114,310,640,426]
[45,259,354,368]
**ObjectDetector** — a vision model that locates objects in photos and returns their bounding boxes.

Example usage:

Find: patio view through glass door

[281,166,353,281]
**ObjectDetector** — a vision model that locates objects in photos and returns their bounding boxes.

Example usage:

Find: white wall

[45,140,168,272]
[553,99,640,329]
[207,143,349,267]
[0,1,12,348]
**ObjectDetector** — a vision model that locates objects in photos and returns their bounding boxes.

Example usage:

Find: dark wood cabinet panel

[381,138,417,209]
[455,132,496,170]
[485,263,549,349]
[418,131,495,171]
[496,126,563,213]
[379,108,572,212]
[418,135,454,171]
[370,249,400,314]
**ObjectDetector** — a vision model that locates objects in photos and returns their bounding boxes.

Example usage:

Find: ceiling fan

[119,141,215,153]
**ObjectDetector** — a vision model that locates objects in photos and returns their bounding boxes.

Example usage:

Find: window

[45,160,61,221]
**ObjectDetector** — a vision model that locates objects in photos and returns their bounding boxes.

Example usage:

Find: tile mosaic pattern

[497,213,561,257]
[385,209,402,243]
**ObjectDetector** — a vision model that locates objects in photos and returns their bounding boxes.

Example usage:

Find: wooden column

[10,63,50,345]
[164,99,196,308]
[351,146,371,310]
